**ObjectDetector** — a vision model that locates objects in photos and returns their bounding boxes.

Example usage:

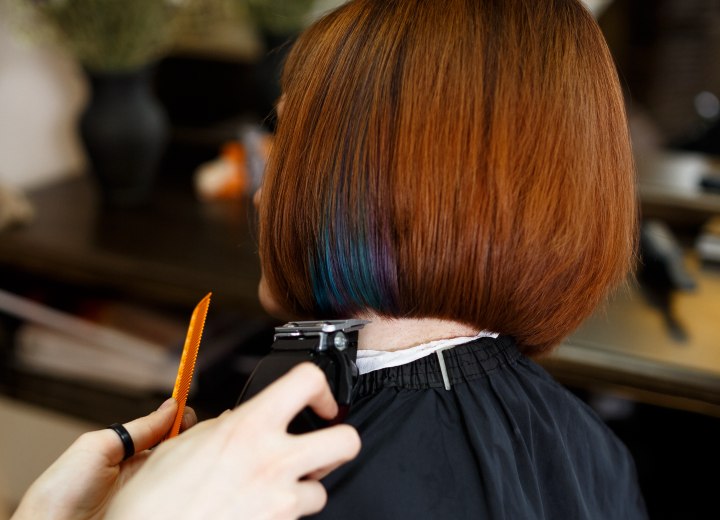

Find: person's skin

[12,400,198,520]
[105,363,360,520]
[355,314,480,352]
[12,364,360,520]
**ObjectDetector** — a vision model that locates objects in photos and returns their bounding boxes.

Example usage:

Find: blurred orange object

[194,132,273,201]
[194,142,249,201]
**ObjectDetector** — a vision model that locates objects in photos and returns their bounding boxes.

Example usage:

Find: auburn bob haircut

[258,0,636,356]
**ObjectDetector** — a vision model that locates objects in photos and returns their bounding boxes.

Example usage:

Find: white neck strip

[356,331,498,375]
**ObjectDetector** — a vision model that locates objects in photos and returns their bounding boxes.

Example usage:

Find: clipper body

[236,319,368,432]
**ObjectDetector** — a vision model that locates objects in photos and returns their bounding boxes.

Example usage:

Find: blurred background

[0,0,719,518]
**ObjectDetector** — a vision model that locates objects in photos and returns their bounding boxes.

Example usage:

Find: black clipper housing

[235,319,368,433]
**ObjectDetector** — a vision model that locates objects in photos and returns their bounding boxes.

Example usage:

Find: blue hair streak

[310,209,399,316]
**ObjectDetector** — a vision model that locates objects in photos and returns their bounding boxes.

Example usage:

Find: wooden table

[545,257,720,416]
[0,174,263,313]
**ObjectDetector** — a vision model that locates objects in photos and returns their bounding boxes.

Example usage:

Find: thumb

[120,398,178,455]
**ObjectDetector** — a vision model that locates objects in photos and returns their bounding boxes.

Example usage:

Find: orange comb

[166,292,211,439]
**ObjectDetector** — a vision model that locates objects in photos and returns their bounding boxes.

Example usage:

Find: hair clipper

[235,319,368,433]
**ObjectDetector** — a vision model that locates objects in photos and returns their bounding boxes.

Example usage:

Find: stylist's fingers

[248,363,338,427]
[89,398,177,466]
[294,480,328,518]
[288,424,361,479]
[180,406,198,432]
[305,450,358,482]
[115,399,177,458]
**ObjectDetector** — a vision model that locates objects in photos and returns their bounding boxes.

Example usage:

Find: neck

[356,314,479,352]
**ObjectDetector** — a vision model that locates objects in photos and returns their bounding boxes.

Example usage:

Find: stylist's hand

[106,363,361,520]
[12,399,196,520]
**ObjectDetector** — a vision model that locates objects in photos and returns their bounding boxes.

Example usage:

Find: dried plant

[243,0,317,36]
[15,0,196,72]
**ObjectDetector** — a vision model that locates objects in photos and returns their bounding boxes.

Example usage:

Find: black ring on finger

[107,423,135,461]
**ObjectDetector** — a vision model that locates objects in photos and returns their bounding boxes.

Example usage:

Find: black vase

[80,66,168,207]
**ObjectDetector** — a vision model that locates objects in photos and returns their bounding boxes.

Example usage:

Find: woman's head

[258,0,636,355]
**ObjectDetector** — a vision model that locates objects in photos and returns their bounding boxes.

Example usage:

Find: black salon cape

[308,335,647,520]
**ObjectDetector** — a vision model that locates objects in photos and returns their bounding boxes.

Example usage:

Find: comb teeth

[167,292,211,439]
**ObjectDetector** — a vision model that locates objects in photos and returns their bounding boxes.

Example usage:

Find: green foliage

[25,0,194,72]
[12,0,324,71]
[243,0,316,36]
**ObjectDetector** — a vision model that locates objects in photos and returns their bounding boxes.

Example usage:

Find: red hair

[259,0,636,356]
